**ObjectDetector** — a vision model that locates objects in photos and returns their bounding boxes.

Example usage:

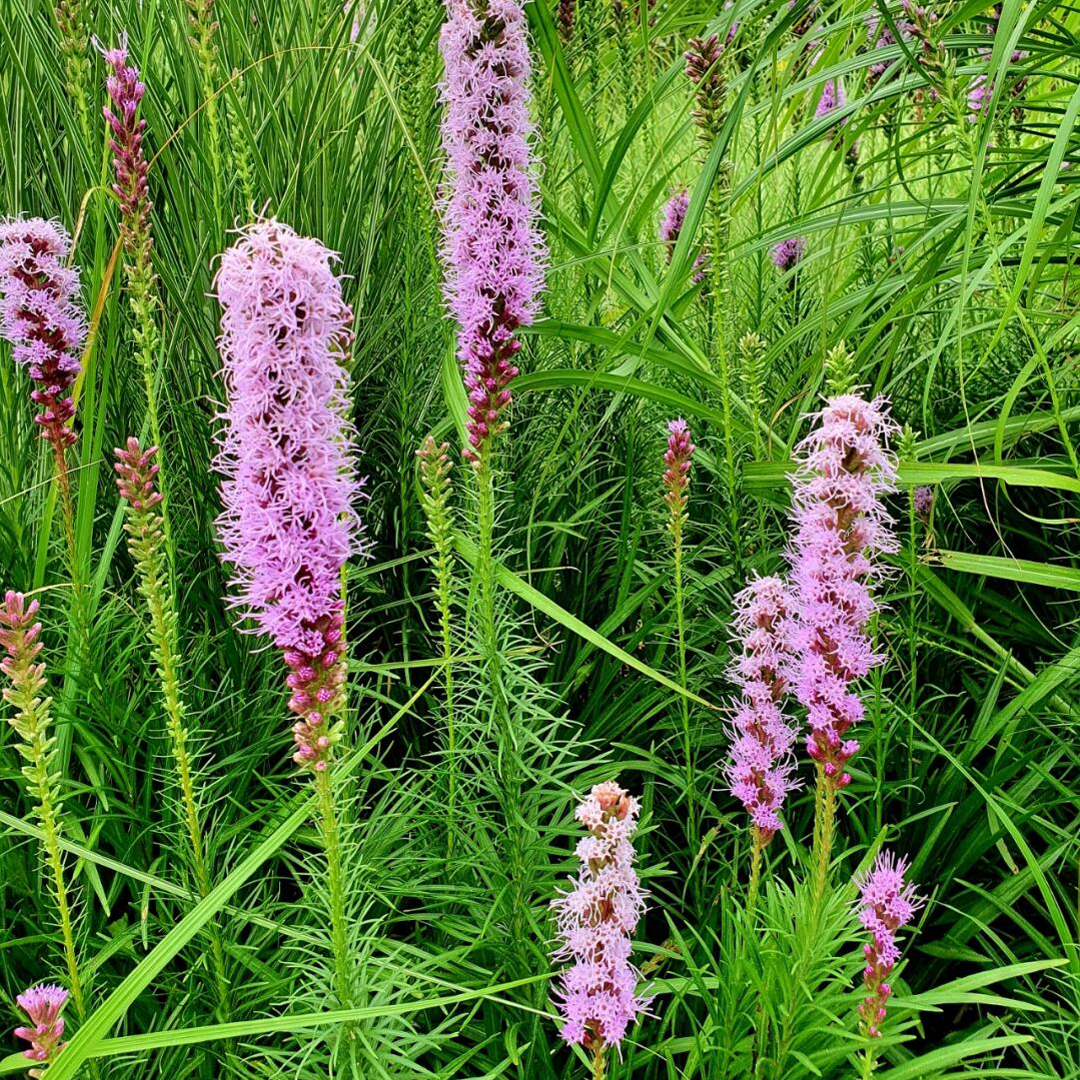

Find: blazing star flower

[663,418,695,538]
[815,78,845,120]
[659,190,708,281]
[855,851,922,1038]
[0,218,86,459]
[551,782,649,1053]
[438,0,546,462]
[214,221,363,770]
[771,236,806,273]
[724,576,800,843]
[865,13,915,84]
[913,485,933,519]
[13,984,68,1076]
[685,33,726,138]
[784,394,898,788]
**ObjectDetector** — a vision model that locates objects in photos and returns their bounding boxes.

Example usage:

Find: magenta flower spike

[551,782,649,1056]
[913,485,933,520]
[0,219,86,460]
[855,851,922,1038]
[724,576,799,843]
[13,984,68,1077]
[785,394,897,789]
[771,236,806,273]
[438,0,546,463]
[662,418,695,535]
[659,190,708,281]
[213,220,363,770]
[815,78,845,120]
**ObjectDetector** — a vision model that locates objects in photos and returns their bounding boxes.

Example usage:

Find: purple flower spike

[771,236,806,273]
[438,0,546,463]
[724,576,800,843]
[659,190,708,281]
[552,782,649,1053]
[14,984,68,1076]
[99,37,153,264]
[0,218,86,457]
[815,78,845,120]
[213,221,363,769]
[913,485,933,519]
[855,851,922,1038]
[663,418,696,533]
[785,394,897,789]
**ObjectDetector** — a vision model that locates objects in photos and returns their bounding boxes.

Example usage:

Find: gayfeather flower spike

[214,220,362,771]
[724,576,799,856]
[0,594,86,1019]
[663,418,695,541]
[771,236,806,276]
[786,393,897,790]
[684,33,726,142]
[0,219,86,481]
[659,189,707,283]
[855,851,922,1044]
[214,220,362,1010]
[438,0,546,464]
[552,782,649,1073]
[13,984,69,1078]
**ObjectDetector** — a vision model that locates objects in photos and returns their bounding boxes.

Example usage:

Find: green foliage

[0,0,1078,1078]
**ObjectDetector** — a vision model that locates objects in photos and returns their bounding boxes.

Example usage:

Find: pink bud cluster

[662,418,695,535]
[659,190,707,282]
[855,851,922,1038]
[213,221,362,769]
[684,34,726,138]
[552,782,648,1052]
[13,984,68,1077]
[0,218,86,457]
[0,591,45,698]
[785,394,897,789]
[438,0,546,462]
[114,437,163,511]
[100,37,153,264]
[724,576,799,843]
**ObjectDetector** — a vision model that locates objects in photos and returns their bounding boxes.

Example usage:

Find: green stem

[591,1041,606,1080]
[746,830,764,916]
[315,765,353,1009]
[861,1043,877,1080]
[810,766,836,916]
[672,521,695,835]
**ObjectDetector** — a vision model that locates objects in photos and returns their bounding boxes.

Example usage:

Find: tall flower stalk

[663,419,696,832]
[184,0,225,231]
[552,782,649,1080]
[685,33,740,561]
[214,220,362,1009]
[437,0,545,954]
[0,594,87,1022]
[785,391,897,906]
[724,575,798,909]
[113,438,229,1016]
[417,435,458,855]
[855,852,922,1077]
[100,38,174,555]
[53,2,93,148]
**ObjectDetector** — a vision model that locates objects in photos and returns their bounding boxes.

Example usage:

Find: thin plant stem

[591,1041,606,1080]
[672,515,695,834]
[811,766,836,915]
[746,830,764,915]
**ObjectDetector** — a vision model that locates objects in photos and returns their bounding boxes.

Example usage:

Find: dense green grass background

[1,0,1078,1076]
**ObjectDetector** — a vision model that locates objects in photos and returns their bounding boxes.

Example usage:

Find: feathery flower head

[14,984,68,1075]
[438,0,546,462]
[815,78,845,120]
[659,189,708,281]
[552,782,649,1052]
[663,418,695,538]
[771,236,806,273]
[967,72,991,118]
[0,218,86,455]
[214,221,362,769]
[99,36,153,259]
[725,576,800,843]
[785,394,897,788]
[855,851,922,1038]
[684,34,726,138]
[866,13,915,83]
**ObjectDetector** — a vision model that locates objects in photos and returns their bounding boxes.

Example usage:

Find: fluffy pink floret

[213,220,364,656]
[784,394,897,787]
[438,0,546,459]
[551,782,649,1052]
[724,576,800,842]
[14,983,68,1072]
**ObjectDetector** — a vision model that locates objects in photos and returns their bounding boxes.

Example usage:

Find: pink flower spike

[855,851,922,1039]
[551,782,649,1054]
[438,0,547,462]
[13,984,68,1076]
